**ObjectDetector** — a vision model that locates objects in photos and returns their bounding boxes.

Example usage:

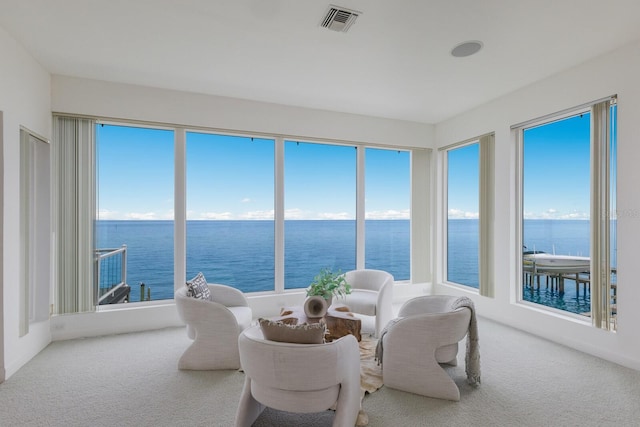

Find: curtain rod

[511,95,617,130]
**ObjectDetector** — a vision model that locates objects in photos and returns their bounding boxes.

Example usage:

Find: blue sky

[96,125,410,220]
[447,143,479,219]
[98,108,614,222]
[448,111,597,220]
[522,113,591,220]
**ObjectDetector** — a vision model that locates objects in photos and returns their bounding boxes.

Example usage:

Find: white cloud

[317,212,353,220]
[523,209,589,220]
[365,209,410,220]
[241,198,251,203]
[98,209,119,220]
[284,208,306,220]
[125,212,158,220]
[240,210,274,220]
[448,208,478,219]
[563,212,589,219]
[200,211,234,220]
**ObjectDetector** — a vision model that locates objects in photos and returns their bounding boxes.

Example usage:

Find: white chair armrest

[176,295,239,328]
[398,295,455,317]
[209,283,249,307]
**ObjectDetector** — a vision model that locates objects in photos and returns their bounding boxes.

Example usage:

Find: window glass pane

[186,133,274,292]
[96,125,174,302]
[447,143,479,288]
[284,141,356,289]
[522,113,591,315]
[365,148,410,280]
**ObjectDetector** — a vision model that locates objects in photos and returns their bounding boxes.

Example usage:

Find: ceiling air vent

[320,5,361,32]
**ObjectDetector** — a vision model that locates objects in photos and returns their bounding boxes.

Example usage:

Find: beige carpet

[3,318,640,426]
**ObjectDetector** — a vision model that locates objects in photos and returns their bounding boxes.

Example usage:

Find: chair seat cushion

[345,290,378,316]
[258,318,326,344]
[229,306,253,332]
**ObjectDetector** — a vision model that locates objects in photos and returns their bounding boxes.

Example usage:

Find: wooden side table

[273,304,362,342]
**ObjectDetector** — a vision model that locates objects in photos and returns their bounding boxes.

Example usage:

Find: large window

[445,143,480,288]
[57,119,415,311]
[518,98,617,330]
[96,124,175,302]
[186,132,275,292]
[365,148,410,280]
[284,141,356,289]
[442,134,494,296]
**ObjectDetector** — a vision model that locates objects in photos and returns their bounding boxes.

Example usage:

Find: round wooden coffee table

[272,304,362,342]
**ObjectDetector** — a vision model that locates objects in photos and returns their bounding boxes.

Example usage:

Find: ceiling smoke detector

[320,5,361,32]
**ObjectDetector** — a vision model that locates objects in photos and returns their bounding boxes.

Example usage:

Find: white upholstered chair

[174,283,252,370]
[340,269,394,337]
[235,325,362,427]
[380,295,474,401]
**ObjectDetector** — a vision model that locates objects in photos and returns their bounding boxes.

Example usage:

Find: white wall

[0,26,52,379]
[433,39,640,370]
[52,76,435,149]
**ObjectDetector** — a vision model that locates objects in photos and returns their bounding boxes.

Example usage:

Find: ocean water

[97,220,410,301]
[97,219,614,315]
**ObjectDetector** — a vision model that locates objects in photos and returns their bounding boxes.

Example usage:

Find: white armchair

[380,295,475,401]
[175,283,252,370]
[340,269,394,337]
[235,325,362,427]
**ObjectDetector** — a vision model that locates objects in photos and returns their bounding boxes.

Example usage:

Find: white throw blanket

[451,296,481,386]
[374,318,401,366]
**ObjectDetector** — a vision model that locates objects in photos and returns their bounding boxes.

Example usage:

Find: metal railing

[96,245,129,305]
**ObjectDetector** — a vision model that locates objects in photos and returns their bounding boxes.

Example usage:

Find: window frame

[513,96,617,330]
[440,133,495,296]
[95,121,176,305]
[58,117,420,312]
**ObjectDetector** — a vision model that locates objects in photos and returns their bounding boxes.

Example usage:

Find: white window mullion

[174,128,186,291]
[356,146,365,270]
[274,137,285,292]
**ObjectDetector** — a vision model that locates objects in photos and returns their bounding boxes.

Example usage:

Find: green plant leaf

[306,267,352,299]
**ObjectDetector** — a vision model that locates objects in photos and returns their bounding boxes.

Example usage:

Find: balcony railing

[96,245,131,305]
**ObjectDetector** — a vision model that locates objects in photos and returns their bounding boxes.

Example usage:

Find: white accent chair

[340,269,394,337]
[235,325,361,427]
[174,283,252,370]
[380,295,472,401]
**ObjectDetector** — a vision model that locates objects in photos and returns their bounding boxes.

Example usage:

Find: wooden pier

[523,268,616,296]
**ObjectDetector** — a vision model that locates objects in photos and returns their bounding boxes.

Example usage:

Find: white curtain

[590,99,613,330]
[479,134,495,298]
[52,116,96,314]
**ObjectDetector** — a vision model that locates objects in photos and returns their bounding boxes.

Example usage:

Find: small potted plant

[304,268,352,318]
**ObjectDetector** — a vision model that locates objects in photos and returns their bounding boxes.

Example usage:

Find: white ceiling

[2,0,640,124]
